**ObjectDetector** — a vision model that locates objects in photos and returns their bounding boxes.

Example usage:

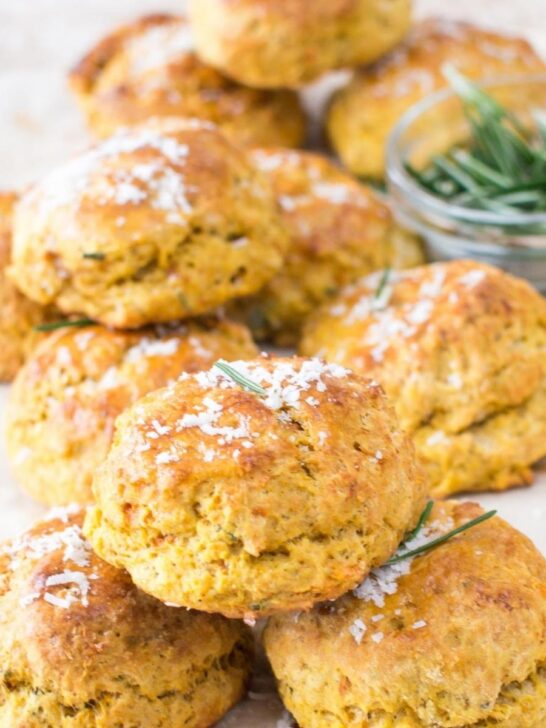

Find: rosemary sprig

[82,252,105,260]
[407,67,546,231]
[214,360,266,396]
[371,267,392,310]
[386,508,497,565]
[360,177,387,194]
[34,318,94,332]
[405,500,434,542]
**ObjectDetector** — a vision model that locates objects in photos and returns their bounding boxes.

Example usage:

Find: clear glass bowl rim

[386,73,546,228]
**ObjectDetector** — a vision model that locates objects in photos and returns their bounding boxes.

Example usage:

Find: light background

[0,2,545,725]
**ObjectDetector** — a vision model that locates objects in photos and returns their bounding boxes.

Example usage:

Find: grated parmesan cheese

[194,358,348,412]
[43,503,82,524]
[125,336,180,363]
[30,127,192,224]
[458,269,487,289]
[311,181,367,207]
[426,430,448,447]
[5,520,97,611]
[44,592,72,609]
[45,569,92,607]
[353,519,449,607]
[128,22,194,76]
[349,617,367,644]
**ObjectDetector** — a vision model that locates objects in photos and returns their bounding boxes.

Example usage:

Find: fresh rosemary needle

[406,67,546,228]
[82,252,105,260]
[34,318,94,332]
[214,360,267,396]
[405,499,434,542]
[371,267,392,310]
[386,507,497,565]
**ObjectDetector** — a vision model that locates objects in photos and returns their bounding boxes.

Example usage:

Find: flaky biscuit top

[265,500,546,727]
[86,356,427,617]
[302,260,546,436]
[69,13,306,146]
[6,317,258,505]
[11,119,289,328]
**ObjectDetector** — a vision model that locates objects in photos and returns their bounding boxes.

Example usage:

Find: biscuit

[0,506,253,727]
[187,0,412,89]
[85,356,428,619]
[69,13,307,147]
[10,119,289,328]
[265,500,546,728]
[301,260,546,496]
[0,193,51,381]
[6,317,257,506]
[233,148,423,345]
[327,19,546,178]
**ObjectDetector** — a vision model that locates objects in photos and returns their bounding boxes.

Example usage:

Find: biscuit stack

[1,2,546,726]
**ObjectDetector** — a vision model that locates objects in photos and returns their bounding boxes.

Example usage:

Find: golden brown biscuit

[301,260,546,497]
[187,0,412,89]
[265,500,546,728]
[0,506,253,727]
[69,13,307,147]
[233,148,423,345]
[0,192,52,381]
[85,356,428,619]
[6,317,257,506]
[10,119,289,328]
[327,19,546,179]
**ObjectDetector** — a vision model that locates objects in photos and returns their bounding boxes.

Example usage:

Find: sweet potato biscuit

[69,13,306,147]
[6,317,257,506]
[265,500,546,728]
[187,0,412,89]
[85,356,428,619]
[301,260,546,496]
[234,148,423,345]
[0,507,253,727]
[0,192,52,381]
[327,19,546,179]
[10,119,289,328]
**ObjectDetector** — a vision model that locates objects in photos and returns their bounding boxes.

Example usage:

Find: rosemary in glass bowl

[406,67,546,235]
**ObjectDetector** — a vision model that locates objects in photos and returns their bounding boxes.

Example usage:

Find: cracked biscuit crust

[265,501,546,728]
[10,119,289,329]
[187,0,412,89]
[6,318,257,506]
[0,508,253,728]
[85,356,427,619]
[69,13,306,147]
[327,19,546,179]
[301,260,546,496]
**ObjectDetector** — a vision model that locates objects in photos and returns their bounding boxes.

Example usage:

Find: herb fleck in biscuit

[234,148,423,345]
[327,19,546,179]
[6,317,257,506]
[0,506,253,727]
[69,13,306,147]
[265,500,546,728]
[85,356,427,619]
[301,260,546,496]
[10,119,289,328]
[187,0,412,89]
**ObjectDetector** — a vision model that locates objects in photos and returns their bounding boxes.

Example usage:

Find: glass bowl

[386,74,546,291]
